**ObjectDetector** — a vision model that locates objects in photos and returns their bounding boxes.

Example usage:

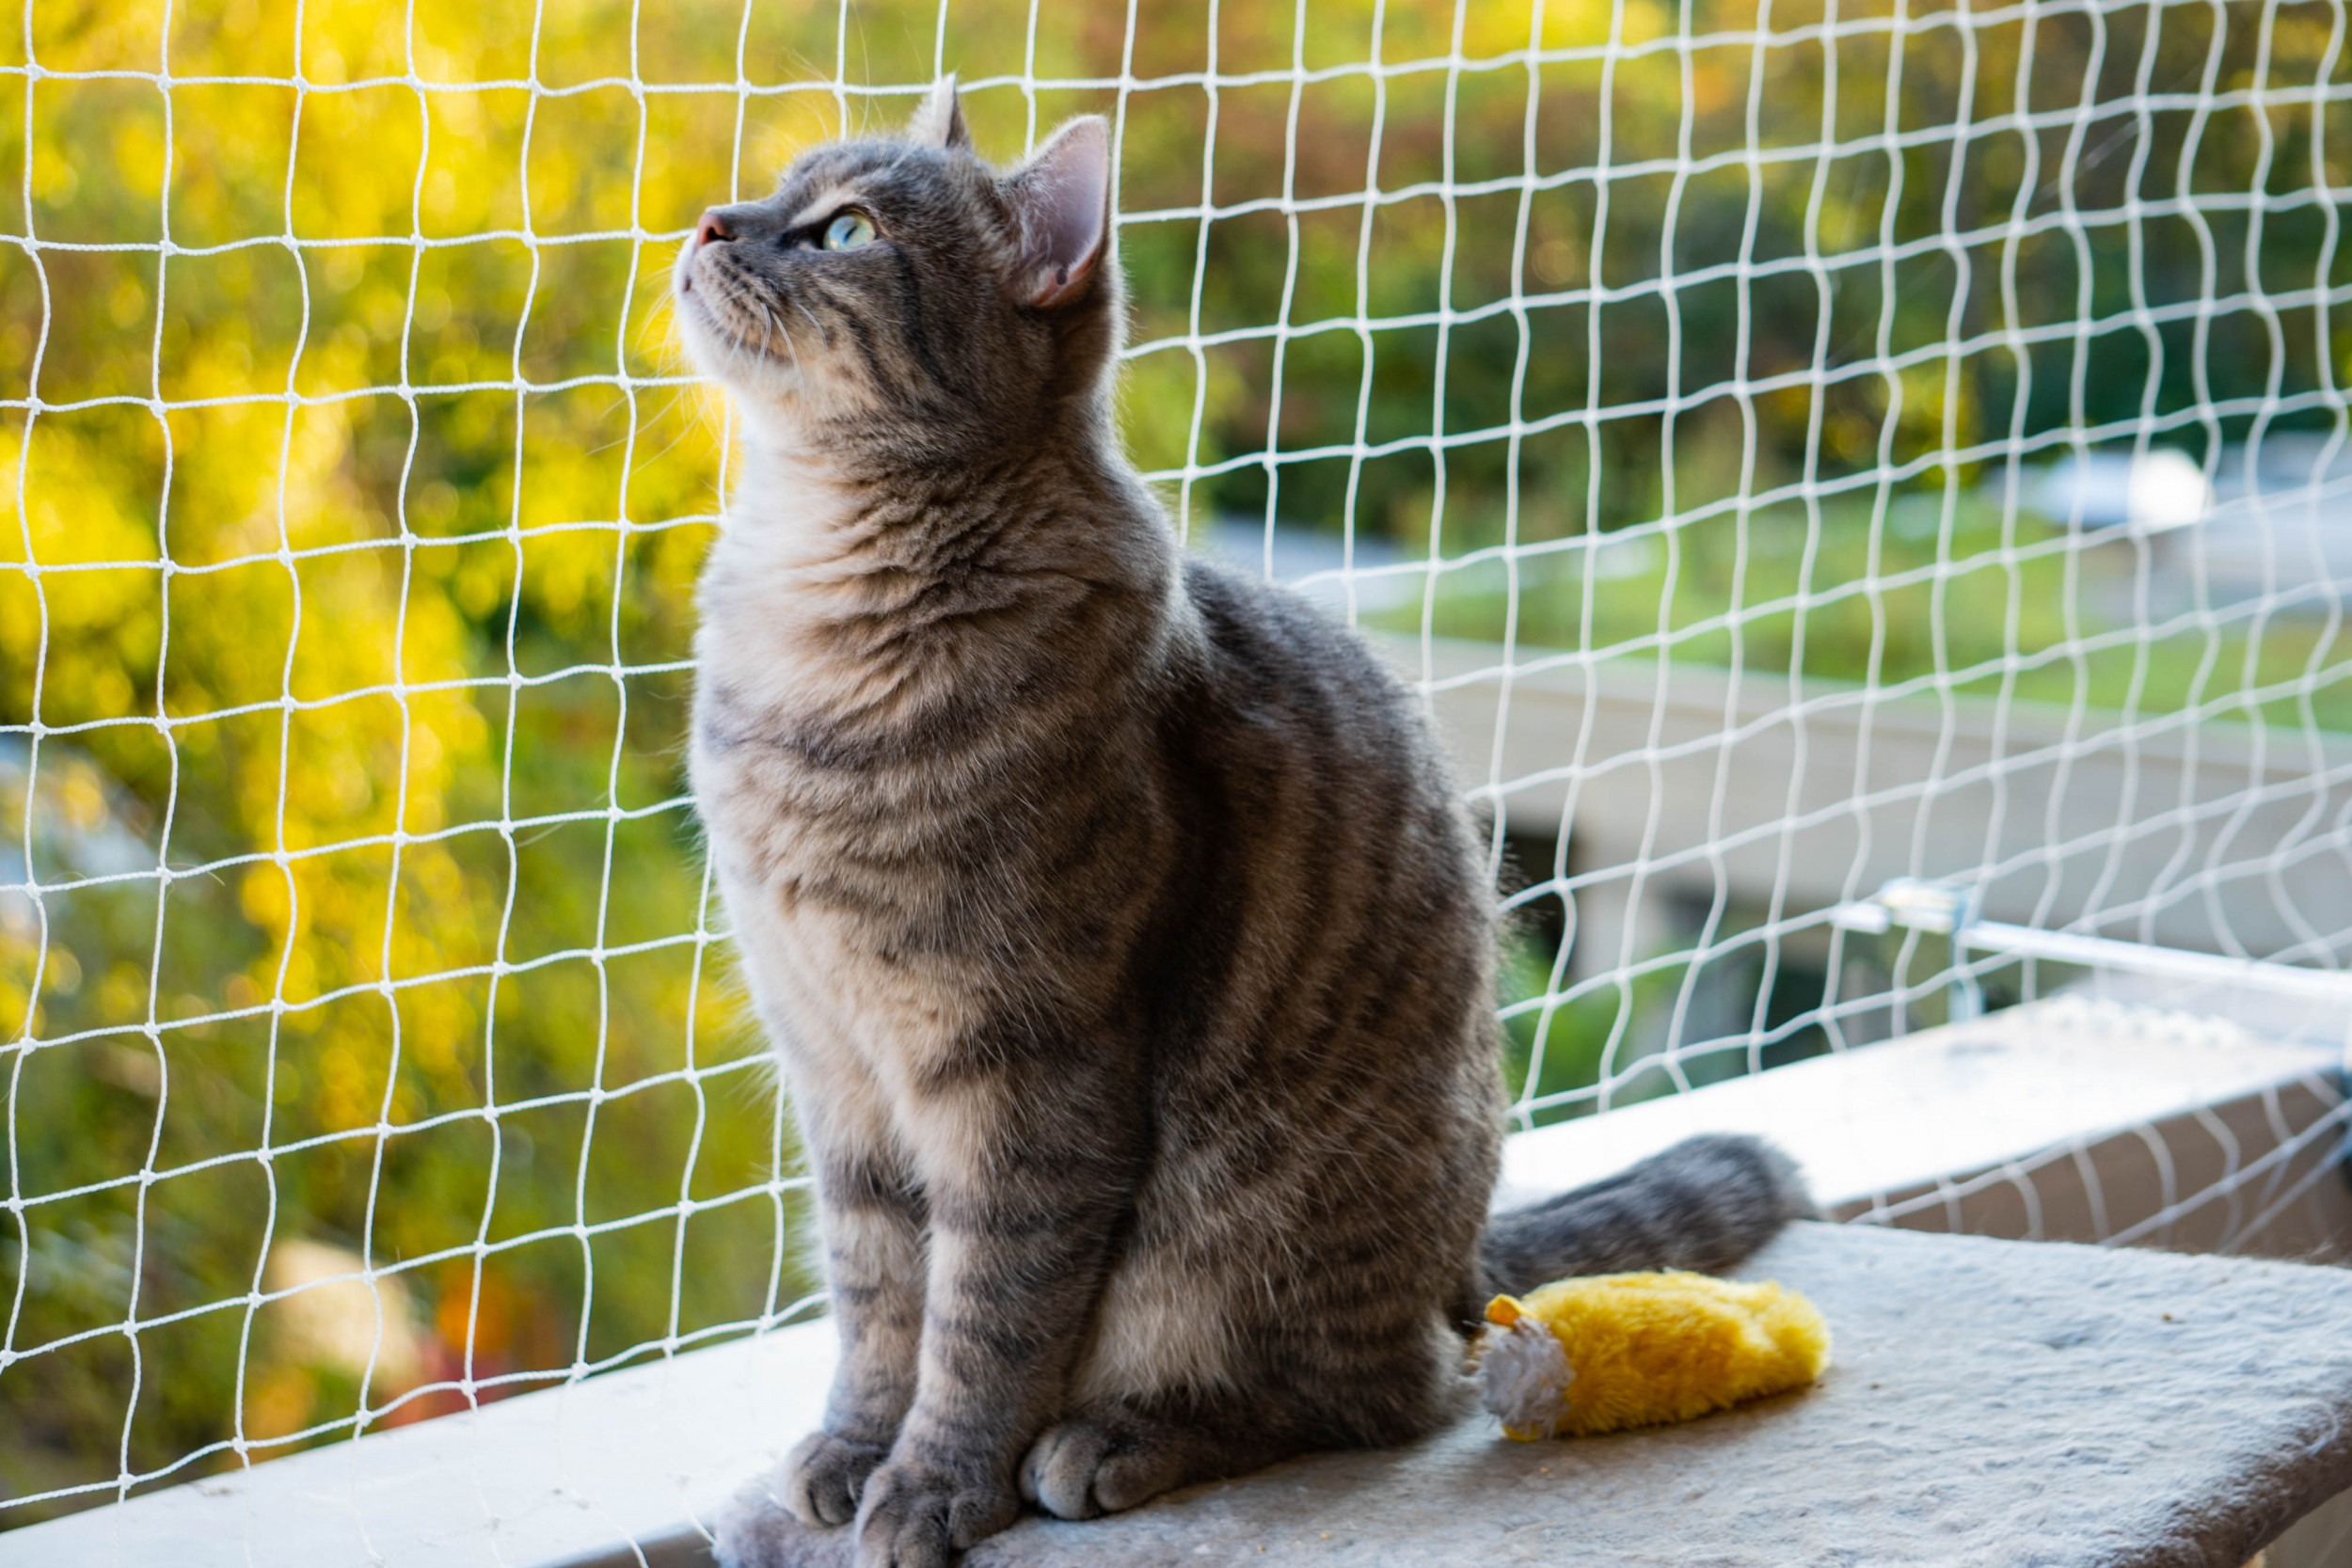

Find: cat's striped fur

[678,82,1811,1568]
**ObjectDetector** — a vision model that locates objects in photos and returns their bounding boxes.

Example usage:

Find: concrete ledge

[708,1221,2352,1567]
[1501,996,2352,1258]
[16,1220,2352,1568]
[12,1003,2349,1566]
[1,1319,839,1568]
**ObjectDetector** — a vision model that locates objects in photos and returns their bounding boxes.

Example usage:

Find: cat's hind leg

[1025,1270,1469,1520]
[1017,1396,1311,1520]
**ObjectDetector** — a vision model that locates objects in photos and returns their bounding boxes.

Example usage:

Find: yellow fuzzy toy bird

[1478,1271,1830,1439]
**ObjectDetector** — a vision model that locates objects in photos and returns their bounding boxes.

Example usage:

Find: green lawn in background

[1378,489,2352,735]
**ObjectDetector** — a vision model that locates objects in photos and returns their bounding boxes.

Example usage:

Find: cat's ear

[908,74,971,151]
[1005,116,1111,309]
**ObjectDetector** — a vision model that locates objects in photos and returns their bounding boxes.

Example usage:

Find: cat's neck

[714,420,1149,575]
[694,420,1183,731]
[714,433,887,573]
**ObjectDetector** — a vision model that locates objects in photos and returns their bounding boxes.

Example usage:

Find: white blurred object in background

[2026,436,2352,608]
[2028,446,2215,533]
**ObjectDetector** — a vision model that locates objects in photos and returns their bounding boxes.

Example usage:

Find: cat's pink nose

[695,210,734,248]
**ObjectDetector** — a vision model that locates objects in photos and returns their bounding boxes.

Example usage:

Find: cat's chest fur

[692,565,1007,1072]
[687,449,1170,1079]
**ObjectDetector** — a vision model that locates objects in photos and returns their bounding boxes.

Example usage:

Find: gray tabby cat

[676,80,1811,1568]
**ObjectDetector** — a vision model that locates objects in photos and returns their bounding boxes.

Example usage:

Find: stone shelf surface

[16,1216,2352,1566]
[709,1221,2352,1568]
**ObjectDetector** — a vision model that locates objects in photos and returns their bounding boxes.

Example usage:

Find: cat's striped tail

[1478,1133,1816,1298]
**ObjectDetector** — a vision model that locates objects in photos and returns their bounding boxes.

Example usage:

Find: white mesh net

[3,0,2349,1529]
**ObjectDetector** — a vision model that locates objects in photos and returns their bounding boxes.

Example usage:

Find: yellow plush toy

[1478,1271,1830,1440]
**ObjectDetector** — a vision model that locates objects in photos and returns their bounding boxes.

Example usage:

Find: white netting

[4,0,2350,1528]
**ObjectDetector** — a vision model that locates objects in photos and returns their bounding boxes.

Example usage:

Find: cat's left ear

[1005,116,1110,309]
[908,74,971,151]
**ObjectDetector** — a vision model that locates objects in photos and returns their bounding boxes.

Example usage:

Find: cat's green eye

[822,212,877,250]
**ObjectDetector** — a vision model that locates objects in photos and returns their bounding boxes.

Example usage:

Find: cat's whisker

[767,304,815,398]
[707,288,768,384]
[626,389,711,482]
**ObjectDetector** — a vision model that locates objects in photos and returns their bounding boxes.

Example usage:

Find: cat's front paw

[852,1452,1019,1568]
[784,1430,891,1527]
[711,1465,848,1568]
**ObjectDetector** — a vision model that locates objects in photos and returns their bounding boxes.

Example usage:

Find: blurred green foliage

[2,0,2348,1528]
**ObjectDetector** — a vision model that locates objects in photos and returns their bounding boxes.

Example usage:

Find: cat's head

[674,78,1118,466]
